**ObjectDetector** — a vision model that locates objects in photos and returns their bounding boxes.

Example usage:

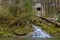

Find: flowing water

[1,25,60,40]
[25,24,51,38]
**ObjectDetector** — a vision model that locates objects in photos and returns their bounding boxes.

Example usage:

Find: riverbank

[0,15,60,37]
[0,0,59,38]
[30,16,60,36]
[0,15,34,37]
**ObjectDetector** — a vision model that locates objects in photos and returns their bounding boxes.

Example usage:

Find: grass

[0,14,34,37]
[30,16,60,36]
[0,0,60,37]
[0,0,34,37]
[0,17,33,37]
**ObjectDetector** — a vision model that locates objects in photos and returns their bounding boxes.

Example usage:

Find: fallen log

[36,16,60,28]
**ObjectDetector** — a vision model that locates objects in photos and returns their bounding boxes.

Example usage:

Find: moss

[14,27,33,36]
[31,17,60,36]
[0,31,14,37]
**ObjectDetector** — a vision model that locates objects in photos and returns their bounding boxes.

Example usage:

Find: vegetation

[30,16,60,36]
[0,0,34,37]
[0,0,60,37]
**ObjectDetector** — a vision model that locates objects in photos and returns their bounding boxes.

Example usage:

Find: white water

[26,24,51,38]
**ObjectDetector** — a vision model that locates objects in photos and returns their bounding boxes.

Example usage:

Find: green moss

[31,17,60,36]
[0,31,14,37]
[14,27,33,35]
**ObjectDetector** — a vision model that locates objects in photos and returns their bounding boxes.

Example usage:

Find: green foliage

[14,26,33,35]
[24,0,32,12]
[0,0,60,37]
[57,16,60,22]
[0,0,34,37]
[30,17,60,36]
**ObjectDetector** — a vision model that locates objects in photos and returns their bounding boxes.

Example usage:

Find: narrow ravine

[25,24,51,38]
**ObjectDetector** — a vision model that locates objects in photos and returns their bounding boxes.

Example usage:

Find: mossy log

[36,16,60,28]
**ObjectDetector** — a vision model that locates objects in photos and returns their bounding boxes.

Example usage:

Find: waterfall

[25,24,51,38]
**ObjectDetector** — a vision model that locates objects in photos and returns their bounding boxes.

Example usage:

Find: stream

[25,24,51,38]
